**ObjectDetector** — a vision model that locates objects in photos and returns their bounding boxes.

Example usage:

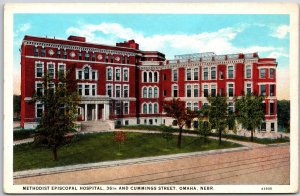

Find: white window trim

[35,101,44,118]
[123,84,129,98]
[48,82,55,92]
[91,70,98,81]
[148,86,153,98]
[106,66,113,81]
[245,64,252,79]
[115,67,122,81]
[172,69,178,82]
[193,67,199,81]
[193,102,199,111]
[227,64,235,79]
[226,82,235,97]
[245,81,253,95]
[172,84,178,97]
[193,84,199,97]
[115,84,122,98]
[148,102,153,114]
[123,68,129,82]
[269,84,275,97]
[142,71,147,83]
[186,101,192,111]
[35,81,44,95]
[142,86,148,98]
[57,63,66,78]
[154,71,159,83]
[185,68,192,81]
[185,84,192,97]
[142,102,147,114]
[78,82,97,97]
[269,68,275,79]
[123,101,130,115]
[35,61,44,78]
[259,84,267,96]
[202,66,209,81]
[153,102,159,114]
[202,83,209,97]
[228,101,235,112]
[210,83,217,96]
[153,86,159,98]
[259,68,267,79]
[106,83,113,97]
[210,66,217,80]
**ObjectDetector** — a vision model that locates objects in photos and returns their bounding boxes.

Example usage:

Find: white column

[105,103,110,120]
[103,104,106,120]
[84,104,87,121]
[95,104,98,121]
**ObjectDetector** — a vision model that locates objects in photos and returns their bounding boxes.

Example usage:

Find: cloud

[270,25,289,39]
[19,23,31,32]
[14,23,32,46]
[66,22,287,60]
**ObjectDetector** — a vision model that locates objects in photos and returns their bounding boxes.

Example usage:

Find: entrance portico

[78,96,110,121]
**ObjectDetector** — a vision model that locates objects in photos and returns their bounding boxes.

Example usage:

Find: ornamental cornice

[138,66,162,70]
[24,40,137,57]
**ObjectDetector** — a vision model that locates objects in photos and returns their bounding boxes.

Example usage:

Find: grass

[13,129,36,141]
[13,132,240,172]
[118,125,290,144]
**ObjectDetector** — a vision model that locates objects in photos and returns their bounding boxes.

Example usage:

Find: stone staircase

[79,120,115,132]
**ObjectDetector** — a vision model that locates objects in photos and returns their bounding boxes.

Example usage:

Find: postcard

[3,2,299,194]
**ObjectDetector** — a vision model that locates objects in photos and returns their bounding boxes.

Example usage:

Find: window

[78,84,82,95]
[260,85,266,96]
[107,67,113,81]
[271,123,275,131]
[149,72,153,83]
[154,103,158,113]
[187,102,192,111]
[261,122,266,131]
[106,84,113,97]
[35,62,43,78]
[47,63,55,79]
[115,102,121,115]
[245,65,251,78]
[41,47,45,57]
[194,68,199,80]
[110,55,114,63]
[149,103,153,114]
[203,67,209,80]
[149,119,153,125]
[92,71,97,80]
[123,85,129,98]
[227,65,234,79]
[78,71,82,80]
[92,52,95,61]
[36,82,43,96]
[148,87,153,98]
[126,56,130,64]
[122,56,125,64]
[211,67,216,80]
[115,68,121,81]
[91,85,96,96]
[259,68,266,78]
[58,64,66,79]
[36,103,43,118]
[270,102,274,115]
[85,85,90,96]
[186,68,192,80]
[143,87,147,98]
[193,121,199,129]
[203,84,209,97]
[143,72,147,82]
[124,102,129,115]
[270,84,275,96]
[83,67,90,80]
[211,84,217,97]
[78,51,82,60]
[143,103,147,114]
[34,46,39,57]
[63,49,67,59]
[262,102,266,115]
[154,72,158,82]
[154,87,158,98]
[48,83,55,94]
[193,102,198,111]
[173,85,178,97]
[123,69,129,82]
[228,83,234,97]
[85,52,90,61]
[194,85,199,97]
[219,71,224,79]
[228,102,234,113]
[172,69,178,81]
[270,68,275,78]
[246,83,252,95]
[125,120,129,125]
[105,55,108,63]
[116,85,121,97]
[186,85,192,97]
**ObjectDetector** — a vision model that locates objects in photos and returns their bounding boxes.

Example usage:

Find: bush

[13,129,36,141]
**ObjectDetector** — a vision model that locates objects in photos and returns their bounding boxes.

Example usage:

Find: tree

[277,100,290,132]
[32,69,80,161]
[113,131,127,154]
[235,94,265,142]
[206,96,228,145]
[163,98,198,148]
[197,104,211,143]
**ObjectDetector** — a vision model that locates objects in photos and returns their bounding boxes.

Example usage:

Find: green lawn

[14,132,241,171]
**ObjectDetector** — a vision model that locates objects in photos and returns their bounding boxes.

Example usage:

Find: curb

[14,146,249,179]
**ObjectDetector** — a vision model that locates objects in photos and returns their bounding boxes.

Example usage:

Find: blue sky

[13,14,290,99]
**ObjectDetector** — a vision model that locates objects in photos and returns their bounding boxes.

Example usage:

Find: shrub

[13,129,36,141]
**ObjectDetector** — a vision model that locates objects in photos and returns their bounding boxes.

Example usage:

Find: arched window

[154,72,158,82]
[149,72,153,82]
[84,67,90,80]
[154,103,158,113]
[143,87,147,98]
[148,87,153,98]
[143,72,147,82]
[143,103,147,114]
[149,103,153,114]
[154,87,158,98]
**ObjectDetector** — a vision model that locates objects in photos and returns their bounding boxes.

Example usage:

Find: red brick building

[20,35,277,132]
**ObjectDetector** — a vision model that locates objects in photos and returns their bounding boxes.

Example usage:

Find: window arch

[154,72,158,82]
[143,71,147,82]
[154,103,158,113]
[148,87,153,98]
[149,103,153,114]
[143,87,147,98]
[149,72,153,82]
[143,103,147,114]
[154,87,158,98]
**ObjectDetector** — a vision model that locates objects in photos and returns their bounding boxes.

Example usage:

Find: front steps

[79,120,115,132]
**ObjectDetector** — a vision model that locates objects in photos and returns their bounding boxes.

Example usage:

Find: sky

[13,14,290,100]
